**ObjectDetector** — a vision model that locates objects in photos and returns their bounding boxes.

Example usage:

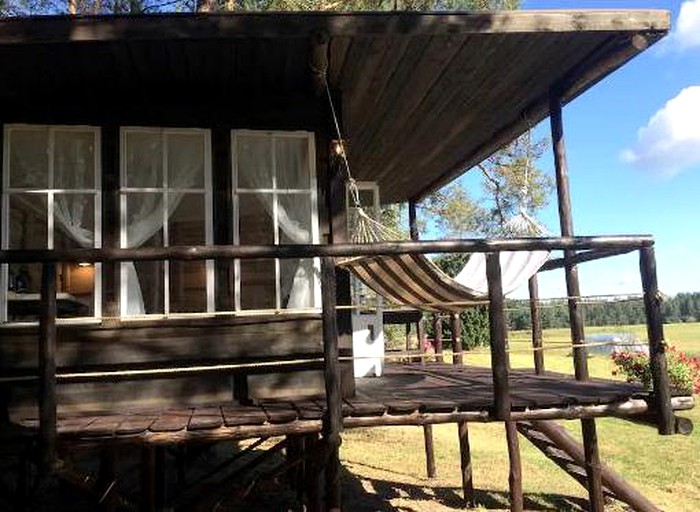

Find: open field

[340,323,700,511]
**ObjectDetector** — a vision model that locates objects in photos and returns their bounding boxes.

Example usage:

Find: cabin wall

[0,89,356,414]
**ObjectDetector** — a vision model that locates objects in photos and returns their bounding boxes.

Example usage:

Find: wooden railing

[0,234,674,483]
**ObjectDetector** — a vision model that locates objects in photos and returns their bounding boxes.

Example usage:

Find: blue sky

[504,0,700,298]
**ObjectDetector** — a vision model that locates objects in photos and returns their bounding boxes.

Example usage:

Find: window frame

[1,124,102,324]
[231,130,320,312]
[119,127,214,317]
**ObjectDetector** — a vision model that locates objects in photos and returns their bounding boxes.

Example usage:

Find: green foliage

[611,346,700,395]
[421,132,552,238]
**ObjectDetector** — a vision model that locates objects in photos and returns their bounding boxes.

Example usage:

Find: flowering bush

[611,346,700,395]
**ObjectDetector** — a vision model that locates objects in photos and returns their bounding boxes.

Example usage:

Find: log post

[418,316,427,366]
[423,424,437,478]
[321,257,342,512]
[433,315,444,363]
[528,275,545,375]
[639,246,674,435]
[408,198,419,241]
[451,313,463,365]
[39,262,57,479]
[550,92,604,511]
[458,420,475,507]
[505,421,523,512]
[486,253,510,420]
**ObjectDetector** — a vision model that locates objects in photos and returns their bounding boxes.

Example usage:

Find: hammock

[324,81,549,312]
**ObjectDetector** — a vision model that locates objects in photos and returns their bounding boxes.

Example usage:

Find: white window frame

[1,124,102,324]
[119,127,214,317]
[347,181,382,314]
[231,130,320,312]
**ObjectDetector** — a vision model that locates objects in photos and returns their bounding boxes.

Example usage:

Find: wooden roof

[0,11,669,202]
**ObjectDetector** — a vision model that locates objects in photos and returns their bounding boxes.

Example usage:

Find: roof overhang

[0,11,670,202]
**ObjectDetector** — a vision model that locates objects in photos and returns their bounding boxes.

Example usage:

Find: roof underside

[0,11,669,203]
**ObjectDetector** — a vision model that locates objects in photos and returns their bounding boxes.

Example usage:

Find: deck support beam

[433,315,444,363]
[321,257,343,512]
[458,420,475,507]
[39,262,57,479]
[639,246,674,435]
[423,424,437,478]
[505,421,523,512]
[486,253,510,420]
[528,275,544,375]
[451,313,463,365]
[550,92,604,512]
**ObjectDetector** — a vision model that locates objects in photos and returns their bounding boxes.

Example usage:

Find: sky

[502,0,700,299]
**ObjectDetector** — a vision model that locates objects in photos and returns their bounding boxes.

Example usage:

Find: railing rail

[0,235,653,264]
[1,233,674,483]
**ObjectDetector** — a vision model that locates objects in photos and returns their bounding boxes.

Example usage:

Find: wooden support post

[321,257,342,512]
[550,94,588,381]
[639,246,674,435]
[528,275,545,375]
[581,419,605,512]
[433,315,444,363]
[422,424,436,478]
[550,92,603,511]
[457,420,475,508]
[141,446,156,512]
[408,198,419,241]
[418,316,427,366]
[505,421,524,512]
[39,262,57,479]
[303,433,322,512]
[486,253,510,420]
[451,313,463,365]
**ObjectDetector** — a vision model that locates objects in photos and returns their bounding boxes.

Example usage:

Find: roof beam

[0,11,669,46]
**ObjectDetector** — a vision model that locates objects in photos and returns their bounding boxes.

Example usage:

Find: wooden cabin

[0,10,693,512]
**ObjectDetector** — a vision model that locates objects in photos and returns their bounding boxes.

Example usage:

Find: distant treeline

[418,292,700,350]
[506,292,700,330]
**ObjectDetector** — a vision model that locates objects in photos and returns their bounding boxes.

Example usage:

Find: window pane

[236,135,272,189]
[170,261,207,313]
[240,260,275,310]
[169,193,205,245]
[58,263,94,317]
[167,133,204,189]
[125,193,164,248]
[238,193,275,309]
[126,261,164,315]
[9,129,48,188]
[280,258,314,309]
[54,130,96,189]
[278,194,311,244]
[239,193,274,244]
[276,137,310,189]
[125,131,162,188]
[8,194,47,249]
[54,194,95,249]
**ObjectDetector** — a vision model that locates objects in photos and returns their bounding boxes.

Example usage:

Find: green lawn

[340,323,700,511]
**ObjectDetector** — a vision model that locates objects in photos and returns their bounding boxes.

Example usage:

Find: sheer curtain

[236,134,315,309]
[122,132,202,315]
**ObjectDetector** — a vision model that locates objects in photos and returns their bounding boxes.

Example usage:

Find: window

[347,182,382,311]
[120,128,213,316]
[232,131,319,311]
[1,125,101,322]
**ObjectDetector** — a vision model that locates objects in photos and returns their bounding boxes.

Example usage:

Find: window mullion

[272,136,280,310]
[162,131,169,315]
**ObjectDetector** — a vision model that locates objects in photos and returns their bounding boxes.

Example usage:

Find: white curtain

[123,133,202,315]
[237,134,314,309]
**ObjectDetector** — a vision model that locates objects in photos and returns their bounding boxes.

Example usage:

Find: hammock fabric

[339,251,549,313]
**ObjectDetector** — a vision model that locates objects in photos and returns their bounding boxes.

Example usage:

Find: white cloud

[674,0,700,50]
[621,86,700,177]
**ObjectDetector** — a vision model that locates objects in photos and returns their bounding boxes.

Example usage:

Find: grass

[339,322,700,511]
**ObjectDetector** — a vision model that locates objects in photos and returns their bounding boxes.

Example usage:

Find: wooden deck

[7,364,694,447]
